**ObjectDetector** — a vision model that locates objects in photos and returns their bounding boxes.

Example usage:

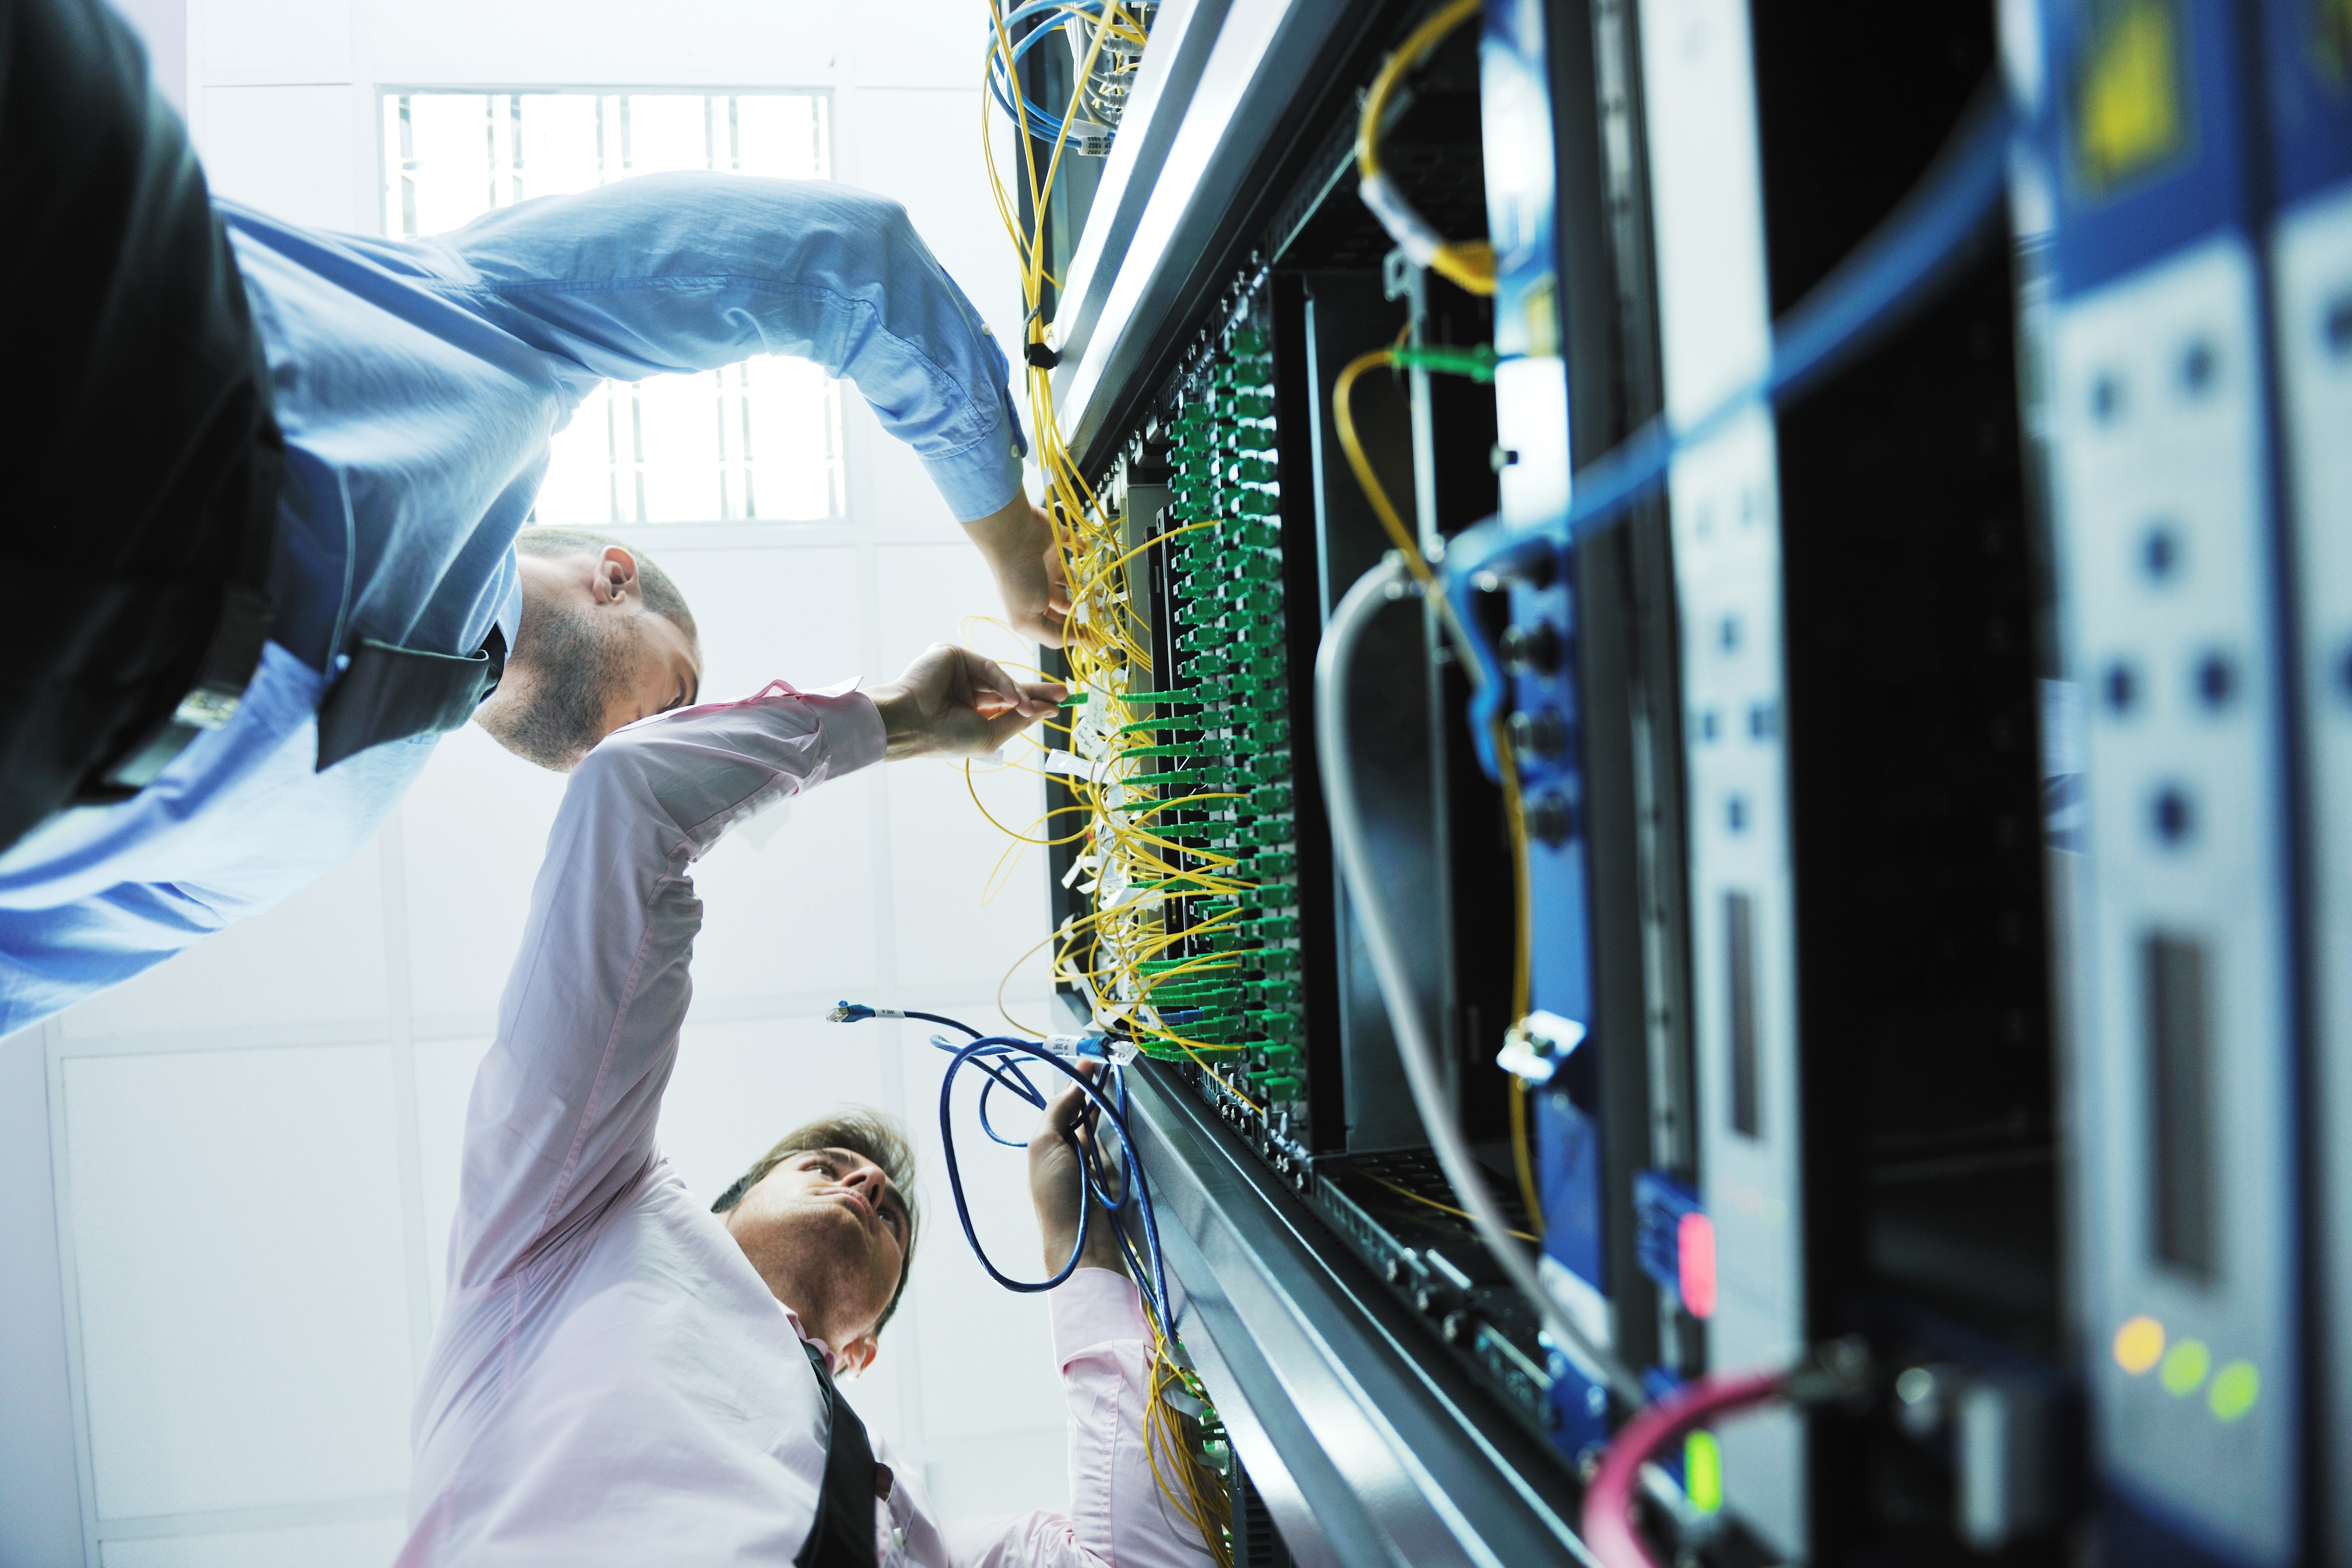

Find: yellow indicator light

[2077,0,2187,193]
[2114,1314,2166,1375]
[1684,1431,1723,1514]
[2208,1361,2259,1423]
[2160,1338,2212,1396]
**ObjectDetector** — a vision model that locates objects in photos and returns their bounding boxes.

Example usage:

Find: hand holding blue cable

[829,1003,1177,1334]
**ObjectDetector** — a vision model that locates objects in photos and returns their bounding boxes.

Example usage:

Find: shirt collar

[493,568,523,663]
[779,1299,839,1375]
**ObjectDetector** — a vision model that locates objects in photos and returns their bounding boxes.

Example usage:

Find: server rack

[998,0,2350,1563]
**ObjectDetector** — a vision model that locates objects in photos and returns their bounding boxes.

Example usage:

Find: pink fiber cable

[1577,1369,1788,1568]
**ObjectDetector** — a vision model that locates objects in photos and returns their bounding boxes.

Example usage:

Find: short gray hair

[515,526,698,645]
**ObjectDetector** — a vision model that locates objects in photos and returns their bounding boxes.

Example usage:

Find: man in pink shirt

[397,642,1216,1568]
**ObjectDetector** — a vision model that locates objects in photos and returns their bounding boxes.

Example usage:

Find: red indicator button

[1678,1211,1717,1320]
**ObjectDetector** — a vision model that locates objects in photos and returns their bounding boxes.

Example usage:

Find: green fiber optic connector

[1237,622,1283,649]
[1233,458,1276,485]
[1235,556,1281,582]
[1250,719,1290,745]
[1229,329,1269,354]
[1116,689,1198,705]
[1246,882,1296,910]
[1390,343,1501,382]
[1248,851,1297,878]
[1239,818,1296,847]
[1137,956,1234,974]
[1232,393,1274,419]
[1236,490,1278,517]
[1259,1074,1303,1102]
[1250,916,1300,940]
[1252,977,1304,1005]
[1123,744,1197,760]
[1193,899,1239,917]
[1250,786,1294,813]
[1243,656,1285,681]
[1249,1011,1301,1039]
[1133,873,1219,893]
[1257,1044,1302,1071]
[1257,948,1300,973]
[1243,753,1287,781]
[1152,981,1239,1003]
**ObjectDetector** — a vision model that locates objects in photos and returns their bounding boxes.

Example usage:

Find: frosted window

[381,92,844,522]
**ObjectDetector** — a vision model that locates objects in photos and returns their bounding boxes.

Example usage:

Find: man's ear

[595,546,640,606]
[838,1332,881,1378]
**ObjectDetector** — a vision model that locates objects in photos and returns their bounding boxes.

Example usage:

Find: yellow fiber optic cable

[1357,0,1496,297]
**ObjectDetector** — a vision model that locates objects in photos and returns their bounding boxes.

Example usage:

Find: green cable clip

[1389,343,1502,383]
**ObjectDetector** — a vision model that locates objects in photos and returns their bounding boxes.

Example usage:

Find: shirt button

[891,1526,908,1552]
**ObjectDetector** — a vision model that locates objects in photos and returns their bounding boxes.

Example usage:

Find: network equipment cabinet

[998,0,2349,1565]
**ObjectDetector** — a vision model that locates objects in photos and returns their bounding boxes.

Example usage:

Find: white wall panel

[196,85,362,230]
[922,1429,1073,1521]
[399,726,568,1026]
[191,0,351,85]
[62,1046,413,1520]
[61,840,389,1040]
[692,774,886,1004]
[100,1516,405,1568]
[850,7,982,92]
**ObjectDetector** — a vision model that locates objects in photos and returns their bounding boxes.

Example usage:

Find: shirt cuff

[802,690,888,775]
[926,435,1027,523]
[1049,1266,1151,1365]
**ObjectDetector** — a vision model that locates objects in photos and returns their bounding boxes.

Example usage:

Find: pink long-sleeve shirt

[396,686,1214,1568]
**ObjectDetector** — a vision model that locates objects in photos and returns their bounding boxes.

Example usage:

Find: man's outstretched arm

[449,645,1062,1292]
[434,173,1066,644]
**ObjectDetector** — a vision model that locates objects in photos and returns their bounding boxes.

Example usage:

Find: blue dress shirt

[0,173,1024,1035]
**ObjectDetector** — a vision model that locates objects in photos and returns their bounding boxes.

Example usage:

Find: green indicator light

[2208,1361,2259,1423]
[2160,1339,2212,1396]
[1685,1431,1724,1514]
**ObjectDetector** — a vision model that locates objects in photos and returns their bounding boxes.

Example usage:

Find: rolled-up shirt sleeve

[938,1269,1216,1568]
[448,685,886,1290]
[439,173,1026,521]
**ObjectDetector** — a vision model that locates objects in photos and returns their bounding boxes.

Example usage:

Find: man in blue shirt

[0,0,1066,1035]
